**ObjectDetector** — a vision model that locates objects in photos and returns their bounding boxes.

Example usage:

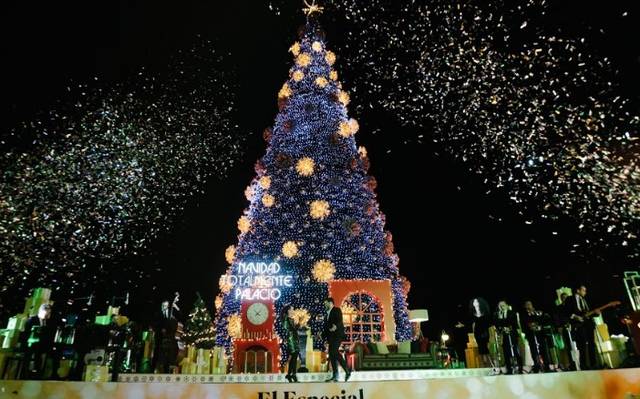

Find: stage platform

[1,368,639,399]
[116,367,493,384]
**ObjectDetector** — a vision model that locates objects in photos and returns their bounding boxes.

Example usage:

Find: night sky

[2,1,639,337]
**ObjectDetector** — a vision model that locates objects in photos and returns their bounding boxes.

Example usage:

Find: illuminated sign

[222,262,293,301]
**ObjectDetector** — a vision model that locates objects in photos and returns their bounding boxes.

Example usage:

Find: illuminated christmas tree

[183,293,216,349]
[214,15,411,360]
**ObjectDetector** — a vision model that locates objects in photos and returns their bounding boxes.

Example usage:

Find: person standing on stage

[20,303,56,379]
[522,300,551,373]
[494,300,523,374]
[281,305,300,383]
[552,292,572,371]
[323,298,351,382]
[470,297,494,369]
[566,284,599,370]
[153,295,181,373]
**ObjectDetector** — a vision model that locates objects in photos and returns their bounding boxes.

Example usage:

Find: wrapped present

[32,288,52,302]
[187,345,197,363]
[211,346,227,374]
[139,331,155,372]
[465,347,480,368]
[94,315,111,326]
[595,321,615,365]
[84,365,110,382]
[305,348,316,371]
[142,330,154,354]
[595,323,611,341]
[196,349,211,374]
[7,315,27,331]
[179,358,193,374]
[95,307,127,326]
[1,329,20,349]
[466,333,478,348]
[610,334,629,353]
[305,329,313,353]
[306,350,323,372]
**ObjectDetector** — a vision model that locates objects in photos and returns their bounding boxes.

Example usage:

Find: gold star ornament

[303,0,324,17]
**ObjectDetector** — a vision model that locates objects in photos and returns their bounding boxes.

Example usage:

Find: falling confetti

[0,39,245,302]
[319,0,640,259]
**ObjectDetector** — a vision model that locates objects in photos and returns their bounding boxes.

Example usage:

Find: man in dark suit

[323,297,350,382]
[20,303,56,379]
[153,297,181,373]
[521,300,551,373]
[565,285,598,370]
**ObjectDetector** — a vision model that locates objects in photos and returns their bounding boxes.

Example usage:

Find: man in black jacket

[323,298,351,382]
[521,300,551,373]
[153,298,181,373]
[565,285,599,370]
[20,303,56,379]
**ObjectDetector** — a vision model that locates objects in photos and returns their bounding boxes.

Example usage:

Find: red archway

[328,279,396,343]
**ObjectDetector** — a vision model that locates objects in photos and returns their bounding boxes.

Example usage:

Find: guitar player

[566,284,599,370]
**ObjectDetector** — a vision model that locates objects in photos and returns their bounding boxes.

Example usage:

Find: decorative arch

[328,279,396,343]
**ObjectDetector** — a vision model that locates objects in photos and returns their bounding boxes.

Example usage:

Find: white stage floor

[116,368,493,384]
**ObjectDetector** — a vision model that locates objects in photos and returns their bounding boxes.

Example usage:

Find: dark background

[1,1,639,338]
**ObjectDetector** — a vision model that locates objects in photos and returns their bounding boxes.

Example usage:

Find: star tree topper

[302,0,324,17]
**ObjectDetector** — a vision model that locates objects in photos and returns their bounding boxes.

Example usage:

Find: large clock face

[247,302,269,326]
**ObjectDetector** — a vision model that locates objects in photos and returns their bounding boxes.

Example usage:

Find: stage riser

[0,369,638,399]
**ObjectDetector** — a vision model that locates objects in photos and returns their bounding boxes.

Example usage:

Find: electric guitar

[568,300,620,370]
[573,300,621,324]
[583,301,621,318]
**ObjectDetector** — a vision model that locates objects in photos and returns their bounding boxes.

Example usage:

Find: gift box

[84,365,110,382]
[306,350,323,372]
[1,329,20,349]
[211,346,227,374]
[94,316,111,326]
[196,349,211,374]
[465,347,481,368]
[466,333,478,348]
[140,329,155,373]
[610,334,629,353]
[95,306,123,326]
[180,346,205,374]
[180,358,194,374]
[7,315,27,331]
[186,345,197,363]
